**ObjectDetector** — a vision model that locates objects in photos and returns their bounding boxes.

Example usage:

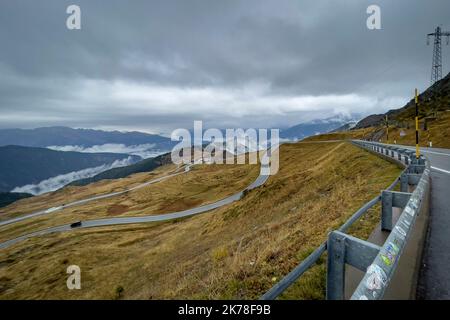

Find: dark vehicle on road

[70,221,82,228]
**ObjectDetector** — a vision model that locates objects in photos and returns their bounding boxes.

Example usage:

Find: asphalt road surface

[413,146,450,299]
[382,143,450,299]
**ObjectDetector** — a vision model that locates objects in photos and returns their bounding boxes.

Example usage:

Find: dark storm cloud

[0,0,449,133]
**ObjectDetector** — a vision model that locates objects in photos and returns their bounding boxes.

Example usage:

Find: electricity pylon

[427,26,450,85]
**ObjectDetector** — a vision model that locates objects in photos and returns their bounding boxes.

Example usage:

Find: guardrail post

[327,231,346,300]
[409,164,425,174]
[401,172,421,192]
[327,231,381,300]
[404,155,410,165]
[400,173,408,192]
[407,173,421,186]
[381,191,412,231]
[381,191,393,231]
[406,151,417,165]
[391,150,395,157]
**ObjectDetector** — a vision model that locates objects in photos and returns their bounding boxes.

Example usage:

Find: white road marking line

[431,166,450,175]
[421,150,450,157]
[385,144,450,157]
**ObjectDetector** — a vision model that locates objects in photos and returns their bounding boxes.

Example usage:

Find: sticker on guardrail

[349,141,431,300]
[365,264,387,291]
[395,225,407,238]
[380,242,400,266]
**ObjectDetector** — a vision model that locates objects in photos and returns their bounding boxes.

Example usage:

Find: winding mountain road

[0,148,275,250]
[0,165,191,227]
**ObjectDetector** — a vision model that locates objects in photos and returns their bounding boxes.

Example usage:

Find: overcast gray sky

[0,0,449,134]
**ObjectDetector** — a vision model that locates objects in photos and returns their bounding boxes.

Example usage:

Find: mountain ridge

[0,126,175,150]
[280,116,357,140]
[355,72,450,129]
[0,145,140,193]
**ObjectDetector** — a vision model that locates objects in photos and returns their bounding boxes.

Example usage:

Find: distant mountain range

[0,126,175,151]
[280,117,357,140]
[329,121,358,133]
[0,145,140,193]
[0,120,367,200]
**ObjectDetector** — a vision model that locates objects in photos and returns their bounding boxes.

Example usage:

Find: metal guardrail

[261,140,430,300]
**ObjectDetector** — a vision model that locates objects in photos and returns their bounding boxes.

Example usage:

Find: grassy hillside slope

[0,142,402,299]
[0,163,260,243]
[367,111,450,147]
[0,163,178,220]
[313,111,450,148]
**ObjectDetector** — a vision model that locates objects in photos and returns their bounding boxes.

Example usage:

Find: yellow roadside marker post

[415,89,420,159]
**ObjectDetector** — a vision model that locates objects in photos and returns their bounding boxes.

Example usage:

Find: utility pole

[385,115,389,143]
[427,26,450,85]
[415,89,420,159]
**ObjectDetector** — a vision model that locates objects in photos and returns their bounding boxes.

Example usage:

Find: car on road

[70,221,82,228]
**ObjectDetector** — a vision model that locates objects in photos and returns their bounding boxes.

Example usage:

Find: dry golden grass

[301,128,374,142]
[0,142,402,299]
[382,111,450,148]
[0,163,178,221]
[0,163,260,243]
[278,203,382,300]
